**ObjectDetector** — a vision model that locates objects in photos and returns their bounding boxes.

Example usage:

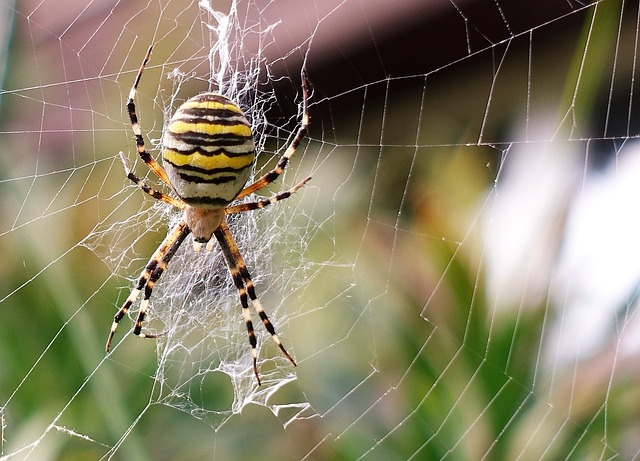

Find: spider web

[2,0,640,459]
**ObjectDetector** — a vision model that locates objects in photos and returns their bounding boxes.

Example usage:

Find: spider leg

[213,220,296,385]
[235,69,310,200]
[224,176,311,215]
[119,152,185,208]
[106,220,191,351]
[214,227,261,384]
[126,45,173,188]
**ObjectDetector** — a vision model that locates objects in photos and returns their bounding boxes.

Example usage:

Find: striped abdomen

[162,93,255,208]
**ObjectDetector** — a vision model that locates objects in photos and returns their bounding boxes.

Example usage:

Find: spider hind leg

[106,221,191,351]
[214,221,296,385]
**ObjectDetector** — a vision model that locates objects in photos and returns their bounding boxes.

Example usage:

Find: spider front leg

[106,220,191,351]
[126,46,174,188]
[214,220,296,385]
[235,69,311,200]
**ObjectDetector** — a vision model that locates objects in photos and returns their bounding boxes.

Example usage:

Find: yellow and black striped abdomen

[162,93,255,208]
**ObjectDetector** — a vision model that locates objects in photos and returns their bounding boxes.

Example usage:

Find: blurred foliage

[1,0,638,460]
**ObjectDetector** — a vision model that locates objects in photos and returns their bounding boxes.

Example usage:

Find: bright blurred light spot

[484,141,640,363]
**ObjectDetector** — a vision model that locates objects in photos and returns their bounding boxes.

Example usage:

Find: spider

[106,46,310,385]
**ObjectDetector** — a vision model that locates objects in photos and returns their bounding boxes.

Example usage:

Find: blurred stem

[559,0,621,133]
[18,188,150,460]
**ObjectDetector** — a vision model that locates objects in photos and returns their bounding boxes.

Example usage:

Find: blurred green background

[2,0,640,459]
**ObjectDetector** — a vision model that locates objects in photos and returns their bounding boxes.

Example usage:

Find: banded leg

[126,45,173,187]
[106,220,191,351]
[213,220,296,384]
[235,69,311,200]
[224,176,311,215]
[119,152,185,209]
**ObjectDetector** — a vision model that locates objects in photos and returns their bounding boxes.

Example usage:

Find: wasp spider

[106,47,310,384]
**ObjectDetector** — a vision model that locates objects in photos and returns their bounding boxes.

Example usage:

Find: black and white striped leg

[106,220,191,351]
[235,69,311,200]
[224,176,311,215]
[213,220,296,385]
[125,46,174,188]
[119,152,185,209]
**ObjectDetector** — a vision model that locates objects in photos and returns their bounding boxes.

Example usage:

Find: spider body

[162,93,255,211]
[106,47,310,385]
